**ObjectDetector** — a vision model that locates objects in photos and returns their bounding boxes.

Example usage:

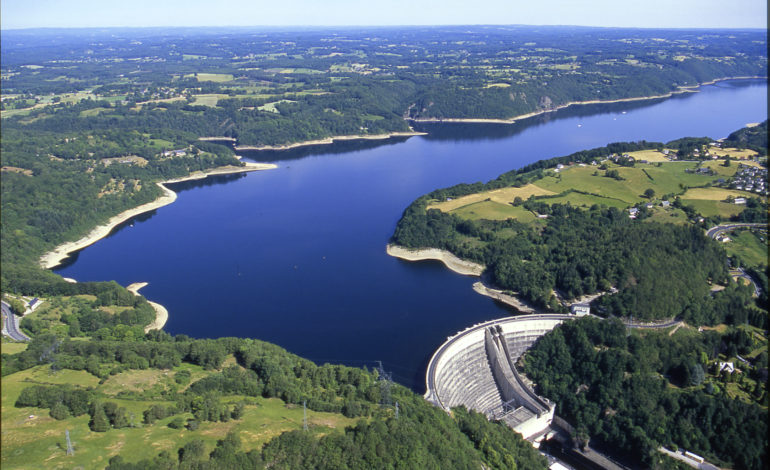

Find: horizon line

[2,24,768,32]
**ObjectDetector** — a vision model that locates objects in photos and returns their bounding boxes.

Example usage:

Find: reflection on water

[238,136,412,162]
[165,172,249,194]
[412,97,679,142]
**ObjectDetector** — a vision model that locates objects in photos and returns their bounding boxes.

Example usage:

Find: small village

[729,163,768,196]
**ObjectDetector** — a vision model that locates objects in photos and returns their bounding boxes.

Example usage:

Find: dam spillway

[424,314,573,440]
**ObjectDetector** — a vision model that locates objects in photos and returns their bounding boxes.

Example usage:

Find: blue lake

[55,80,768,391]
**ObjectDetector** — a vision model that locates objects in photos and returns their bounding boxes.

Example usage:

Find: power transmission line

[65,430,74,456]
[377,361,392,407]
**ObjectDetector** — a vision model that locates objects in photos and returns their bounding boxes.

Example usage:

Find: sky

[1,0,767,30]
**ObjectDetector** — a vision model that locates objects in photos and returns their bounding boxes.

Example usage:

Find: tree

[90,402,111,432]
[178,439,206,463]
[231,402,246,420]
[7,298,26,316]
[113,407,130,428]
[50,402,70,420]
[689,364,705,386]
[643,188,655,199]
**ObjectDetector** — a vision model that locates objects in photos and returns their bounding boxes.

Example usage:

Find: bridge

[424,314,574,439]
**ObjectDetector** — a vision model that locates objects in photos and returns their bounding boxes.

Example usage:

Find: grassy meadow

[431,158,759,224]
[1,361,356,469]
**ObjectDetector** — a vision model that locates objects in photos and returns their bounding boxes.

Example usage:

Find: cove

[55,79,767,392]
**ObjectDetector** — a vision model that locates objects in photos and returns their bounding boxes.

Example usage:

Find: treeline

[522,316,767,470]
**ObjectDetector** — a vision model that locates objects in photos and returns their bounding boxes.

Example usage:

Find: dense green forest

[522,316,767,469]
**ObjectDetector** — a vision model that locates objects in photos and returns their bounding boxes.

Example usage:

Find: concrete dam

[424,314,573,440]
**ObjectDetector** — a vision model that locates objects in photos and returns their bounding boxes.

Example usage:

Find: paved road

[624,319,681,329]
[733,267,763,297]
[1,300,30,342]
[705,222,766,239]
[706,223,765,296]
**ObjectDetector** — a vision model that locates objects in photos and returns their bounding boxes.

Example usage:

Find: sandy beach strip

[409,76,767,125]
[39,163,276,270]
[234,131,427,151]
[126,282,169,332]
[471,281,538,314]
[386,244,485,276]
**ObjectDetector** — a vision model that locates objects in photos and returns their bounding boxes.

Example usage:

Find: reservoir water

[55,80,767,391]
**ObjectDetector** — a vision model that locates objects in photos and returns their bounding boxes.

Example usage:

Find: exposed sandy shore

[235,131,427,151]
[127,282,169,332]
[40,163,276,270]
[472,281,538,313]
[409,76,767,125]
[386,244,485,276]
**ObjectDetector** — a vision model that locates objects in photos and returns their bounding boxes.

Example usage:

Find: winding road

[706,223,765,297]
[705,222,766,239]
[1,300,30,342]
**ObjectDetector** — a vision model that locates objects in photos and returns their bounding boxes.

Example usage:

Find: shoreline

[408,76,767,124]
[234,131,427,151]
[127,282,169,332]
[386,244,485,276]
[471,281,538,313]
[386,243,539,311]
[39,162,276,270]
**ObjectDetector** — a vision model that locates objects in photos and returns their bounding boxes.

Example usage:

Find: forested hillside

[392,127,768,324]
[523,316,767,469]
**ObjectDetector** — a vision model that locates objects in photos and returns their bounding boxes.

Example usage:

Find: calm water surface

[56,80,768,391]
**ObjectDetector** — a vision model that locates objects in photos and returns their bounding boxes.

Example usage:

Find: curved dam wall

[425,314,573,439]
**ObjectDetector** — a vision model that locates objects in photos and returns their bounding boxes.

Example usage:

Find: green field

[680,199,746,218]
[451,200,537,222]
[257,99,296,113]
[1,341,29,355]
[442,160,754,223]
[189,73,234,83]
[722,229,769,269]
[1,363,355,469]
[540,191,629,209]
[191,94,228,107]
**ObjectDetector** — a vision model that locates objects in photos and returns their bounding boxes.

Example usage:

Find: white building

[571,304,590,316]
